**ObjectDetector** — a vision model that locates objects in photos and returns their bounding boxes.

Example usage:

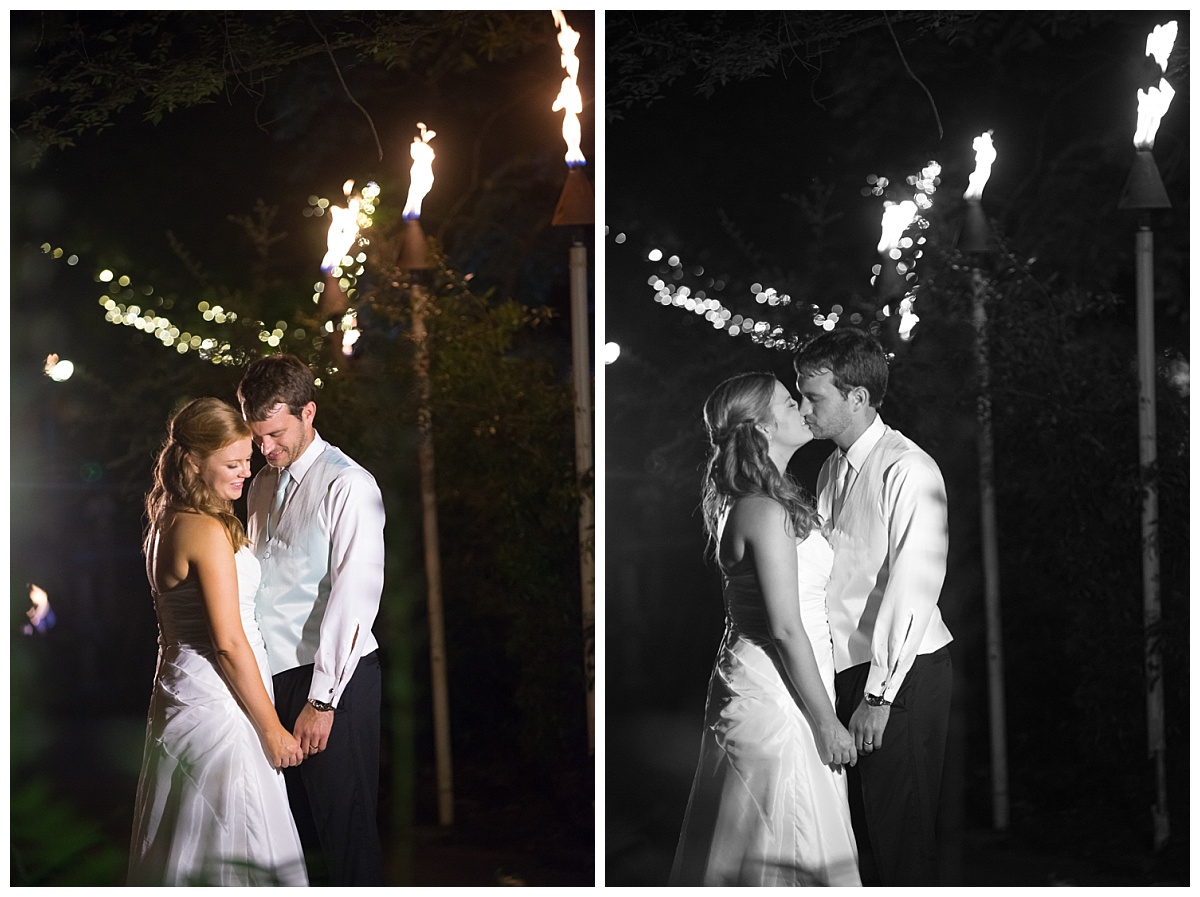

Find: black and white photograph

[605,9,1188,887]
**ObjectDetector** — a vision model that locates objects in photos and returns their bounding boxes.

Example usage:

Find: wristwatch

[308,698,335,712]
[864,693,892,707]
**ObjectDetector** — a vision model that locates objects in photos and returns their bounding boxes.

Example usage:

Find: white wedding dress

[670,528,860,886]
[128,546,308,886]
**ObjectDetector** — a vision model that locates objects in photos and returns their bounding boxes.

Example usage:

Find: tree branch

[883,12,942,141]
[306,12,383,162]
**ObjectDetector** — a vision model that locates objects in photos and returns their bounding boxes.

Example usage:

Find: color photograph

[11,10,595,886]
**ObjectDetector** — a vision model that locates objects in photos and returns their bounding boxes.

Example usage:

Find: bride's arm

[183,515,304,769]
[736,496,857,768]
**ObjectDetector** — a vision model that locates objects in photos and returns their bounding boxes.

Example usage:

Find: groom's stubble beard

[262,424,314,470]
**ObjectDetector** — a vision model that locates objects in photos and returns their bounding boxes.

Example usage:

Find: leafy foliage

[346,248,589,766]
[605,11,985,120]
[11,11,556,168]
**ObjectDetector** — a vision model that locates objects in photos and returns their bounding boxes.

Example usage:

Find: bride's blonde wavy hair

[701,372,817,552]
[144,397,251,554]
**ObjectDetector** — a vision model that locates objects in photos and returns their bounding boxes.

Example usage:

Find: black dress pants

[274,651,385,885]
[835,645,952,886]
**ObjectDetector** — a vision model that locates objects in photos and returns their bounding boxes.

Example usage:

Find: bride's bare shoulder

[727,494,788,532]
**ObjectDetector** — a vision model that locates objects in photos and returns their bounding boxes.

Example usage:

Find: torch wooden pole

[1134,218,1168,850]
[970,269,1009,831]
[411,282,454,826]
[568,239,595,753]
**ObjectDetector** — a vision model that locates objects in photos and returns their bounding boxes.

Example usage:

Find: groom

[239,353,387,885]
[794,327,953,885]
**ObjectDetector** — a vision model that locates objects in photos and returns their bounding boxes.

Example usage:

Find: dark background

[604,11,1189,886]
[10,11,595,886]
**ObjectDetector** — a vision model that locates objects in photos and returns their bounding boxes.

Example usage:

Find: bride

[670,373,860,886]
[128,397,308,886]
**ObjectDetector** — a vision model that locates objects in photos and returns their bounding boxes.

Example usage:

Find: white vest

[247,444,380,674]
[824,425,953,675]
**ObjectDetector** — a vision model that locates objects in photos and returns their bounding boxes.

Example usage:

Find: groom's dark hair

[238,353,316,421]
[793,327,889,408]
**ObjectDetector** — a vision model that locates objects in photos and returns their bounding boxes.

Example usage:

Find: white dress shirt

[818,415,952,702]
[247,430,386,707]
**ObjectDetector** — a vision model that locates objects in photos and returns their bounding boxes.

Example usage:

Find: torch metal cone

[553,166,594,227]
[875,259,908,304]
[397,217,432,271]
[1118,150,1171,210]
[957,199,995,255]
[318,271,349,318]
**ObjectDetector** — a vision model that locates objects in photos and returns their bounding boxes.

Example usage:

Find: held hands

[849,701,891,755]
[815,718,858,769]
[264,726,305,769]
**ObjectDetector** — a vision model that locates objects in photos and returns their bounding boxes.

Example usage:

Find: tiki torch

[396,122,455,826]
[319,180,361,320]
[873,199,918,341]
[318,180,367,359]
[956,129,1008,831]
[550,9,595,755]
[1116,19,1176,852]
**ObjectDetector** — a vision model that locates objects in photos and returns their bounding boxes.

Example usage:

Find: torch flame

[1133,78,1175,150]
[1132,21,1178,150]
[403,123,437,220]
[963,130,996,202]
[552,10,586,167]
[877,200,918,254]
[1145,21,1177,73]
[321,194,362,273]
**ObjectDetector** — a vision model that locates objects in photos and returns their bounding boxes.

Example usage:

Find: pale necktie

[267,467,291,539]
[832,452,853,526]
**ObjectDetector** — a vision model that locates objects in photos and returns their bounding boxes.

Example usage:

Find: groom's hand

[849,702,890,754]
[294,702,335,757]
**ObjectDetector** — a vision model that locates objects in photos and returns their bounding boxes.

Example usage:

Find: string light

[608,227,867,353]
[611,163,942,348]
[39,178,382,370]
